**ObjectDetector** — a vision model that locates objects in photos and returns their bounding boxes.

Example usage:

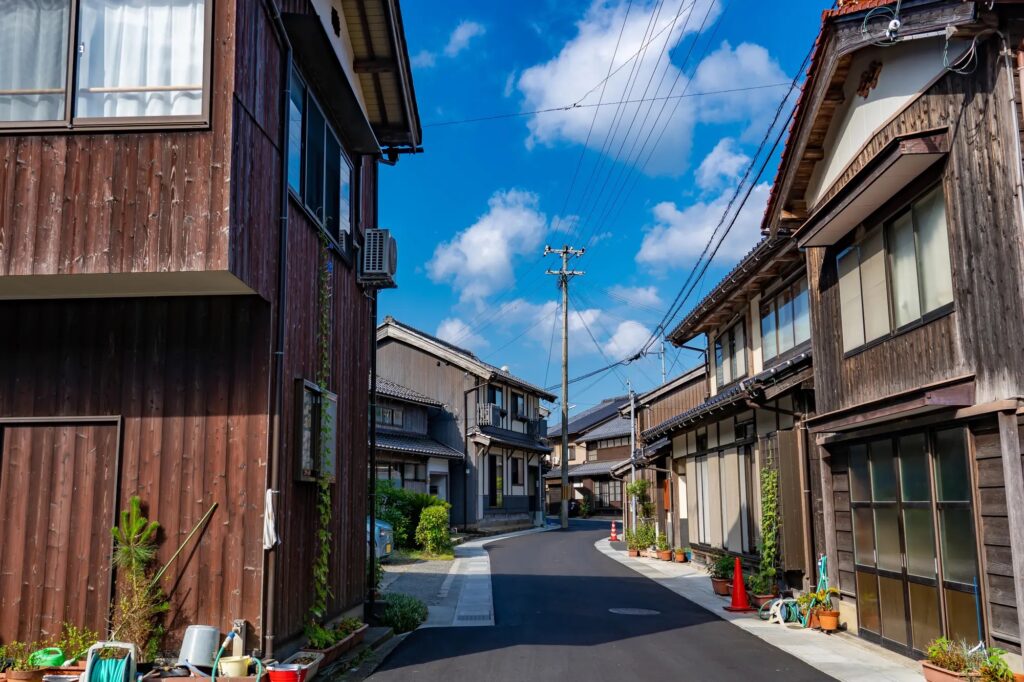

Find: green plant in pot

[673,547,686,563]
[655,533,671,561]
[1,641,43,681]
[635,522,656,555]
[980,647,1015,682]
[923,638,986,681]
[55,622,99,667]
[709,554,733,596]
[624,529,640,557]
[110,496,167,663]
[814,587,841,632]
[746,570,778,608]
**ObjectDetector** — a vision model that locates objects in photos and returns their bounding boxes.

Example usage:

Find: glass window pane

[899,434,930,502]
[304,101,326,222]
[714,336,725,387]
[849,445,871,502]
[879,575,909,645]
[870,440,897,502]
[908,582,941,653]
[889,211,921,327]
[945,587,981,643]
[915,188,953,314]
[940,507,978,585]
[339,155,352,235]
[761,303,777,361]
[0,1,69,122]
[875,507,902,572]
[861,228,890,342]
[857,571,881,635]
[793,278,810,346]
[903,508,936,578]
[324,133,341,239]
[733,323,745,378]
[935,429,970,502]
[853,507,875,565]
[288,73,304,193]
[838,249,865,351]
[76,0,206,118]
[778,287,794,353]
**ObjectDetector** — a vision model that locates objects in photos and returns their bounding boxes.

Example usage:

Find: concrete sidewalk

[594,538,923,682]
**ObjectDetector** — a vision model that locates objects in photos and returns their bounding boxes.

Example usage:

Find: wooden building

[376,317,555,530]
[545,414,632,516]
[761,0,1024,660]
[0,0,420,656]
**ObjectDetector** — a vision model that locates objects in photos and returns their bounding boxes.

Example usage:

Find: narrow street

[371,519,832,681]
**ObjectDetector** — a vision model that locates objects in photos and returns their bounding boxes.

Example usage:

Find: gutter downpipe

[262,0,292,658]
[366,292,378,622]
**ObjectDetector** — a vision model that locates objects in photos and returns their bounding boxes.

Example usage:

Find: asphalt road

[369,519,834,681]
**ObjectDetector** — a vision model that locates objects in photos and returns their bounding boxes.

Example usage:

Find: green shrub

[381,593,428,633]
[709,554,734,580]
[746,570,776,595]
[579,497,590,518]
[656,533,669,551]
[414,505,452,554]
[635,522,656,550]
[375,480,446,548]
[55,622,99,663]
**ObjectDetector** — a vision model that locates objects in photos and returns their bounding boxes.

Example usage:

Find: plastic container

[217,657,250,678]
[266,664,307,682]
[29,650,65,668]
[177,626,221,668]
[42,675,80,682]
[282,652,322,682]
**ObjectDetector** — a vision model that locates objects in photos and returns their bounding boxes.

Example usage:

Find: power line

[568,291,629,389]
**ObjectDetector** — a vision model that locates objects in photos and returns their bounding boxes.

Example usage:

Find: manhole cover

[609,608,660,616]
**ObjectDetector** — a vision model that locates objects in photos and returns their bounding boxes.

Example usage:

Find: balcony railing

[477,403,505,427]
[476,403,547,440]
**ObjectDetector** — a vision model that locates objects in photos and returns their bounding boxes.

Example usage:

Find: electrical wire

[569,291,630,388]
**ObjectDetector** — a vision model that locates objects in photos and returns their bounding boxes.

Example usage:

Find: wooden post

[996,410,1024,644]
[817,439,839,590]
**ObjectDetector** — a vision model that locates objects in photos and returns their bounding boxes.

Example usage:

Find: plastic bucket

[266,664,306,682]
[177,626,220,668]
[218,657,250,678]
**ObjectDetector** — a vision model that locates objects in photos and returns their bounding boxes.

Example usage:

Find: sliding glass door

[849,428,981,654]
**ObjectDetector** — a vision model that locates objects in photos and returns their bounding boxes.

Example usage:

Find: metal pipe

[366,291,379,621]
[262,0,292,657]
[796,424,815,591]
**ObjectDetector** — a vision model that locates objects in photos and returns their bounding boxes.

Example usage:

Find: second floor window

[714,321,746,388]
[2,0,209,126]
[761,277,810,361]
[288,68,354,245]
[487,385,504,409]
[512,392,526,418]
[375,405,403,428]
[837,186,953,353]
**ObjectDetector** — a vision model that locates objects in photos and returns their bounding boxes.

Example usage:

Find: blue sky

[378,0,825,414]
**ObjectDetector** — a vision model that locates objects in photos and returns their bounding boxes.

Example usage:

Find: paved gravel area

[381,553,454,605]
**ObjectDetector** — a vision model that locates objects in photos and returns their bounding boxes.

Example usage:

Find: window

[296,379,338,483]
[837,187,953,353]
[738,445,757,554]
[567,445,576,462]
[695,455,710,545]
[714,321,746,388]
[761,277,810,361]
[375,405,404,428]
[288,67,354,244]
[609,480,622,503]
[587,443,597,461]
[595,437,629,449]
[1,0,210,127]
[511,457,524,486]
[487,385,504,409]
[512,392,527,419]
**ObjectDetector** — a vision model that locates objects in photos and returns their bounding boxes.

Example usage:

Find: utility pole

[545,244,584,530]
[660,341,667,384]
[628,380,637,531]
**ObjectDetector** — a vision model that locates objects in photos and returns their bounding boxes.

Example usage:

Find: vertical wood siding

[0,297,270,647]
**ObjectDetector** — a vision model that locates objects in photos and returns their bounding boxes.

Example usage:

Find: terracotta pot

[921,661,974,681]
[657,550,672,561]
[627,548,639,557]
[6,671,43,682]
[818,609,840,632]
[673,553,686,563]
[711,577,731,596]
[1014,674,1024,682]
[806,609,821,629]
[749,593,777,608]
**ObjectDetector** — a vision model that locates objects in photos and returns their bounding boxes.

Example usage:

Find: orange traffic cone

[609,522,619,542]
[723,557,755,612]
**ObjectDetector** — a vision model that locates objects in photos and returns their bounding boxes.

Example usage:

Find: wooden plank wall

[0,0,240,288]
[973,425,1022,653]
[0,297,271,647]
[806,40,1024,414]
[641,378,707,434]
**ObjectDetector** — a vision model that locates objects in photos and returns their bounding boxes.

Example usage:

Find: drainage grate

[456,614,492,621]
[609,608,660,616]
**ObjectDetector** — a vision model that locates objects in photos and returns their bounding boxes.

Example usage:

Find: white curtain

[889,211,921,327]
[860,228,890,343]
[915,188,954,313]
[0,0,69,122]
[77,0,205,118]
[838,248,865,352]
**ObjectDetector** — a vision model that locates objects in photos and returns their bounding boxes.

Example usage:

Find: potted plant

[815,587,841,632]
[922,638,986,681]
[684,547,692,562]
[979,647,1015,682]
[656,534,672,561]
[0,642,42,682]
[796,591,821,629]
[301,618,366,665]
[625,530,640,557]
[56,623,98,670]
[746,570,778,608]
[709,554,733,596]
[673,547,686,563]
[635,522,656,558]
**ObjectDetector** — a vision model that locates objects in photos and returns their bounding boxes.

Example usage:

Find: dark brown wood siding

[806,41,1024,414]
[0,296,271,647]
[640,378,707,435]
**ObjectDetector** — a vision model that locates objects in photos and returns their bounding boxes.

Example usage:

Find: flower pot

[749,593,777,608]
[627,548,639,557]
[7,672,44,682]
[657,550,672,561]
[685,551,692,561]
[711,577,731,596]
[219,657,250,678]
[673,553,686,563]
[283,651,323,680]
[818,609,840,632]
[921,661,974,681]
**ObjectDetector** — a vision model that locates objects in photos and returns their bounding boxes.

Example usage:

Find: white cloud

[635,182,770,268]
[608,284,662,308]
[427,190,548,304]
[411,50,437,68]
[503,71,517,98]
[696,138,749,191]
[436,318,488,350]
[603,320,653,358]
[517,0,720,176]
[690,41,789,137]
[444,20,486,58]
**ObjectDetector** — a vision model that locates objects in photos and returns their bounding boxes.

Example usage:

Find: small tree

[415,504,452,555]
[110,496,167,662]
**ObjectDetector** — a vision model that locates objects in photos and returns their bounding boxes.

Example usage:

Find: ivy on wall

[758,449,780,582]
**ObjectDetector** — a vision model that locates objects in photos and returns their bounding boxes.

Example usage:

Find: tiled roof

[544,458,629,480]
[547,395,629,438]
[577,415,633,443]
[476,426,552,454]
[375,430,465,460]
[376,376,442,407]
[643,350,812,440]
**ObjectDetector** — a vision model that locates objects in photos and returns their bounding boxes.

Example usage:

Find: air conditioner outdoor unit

[360,228,398,288]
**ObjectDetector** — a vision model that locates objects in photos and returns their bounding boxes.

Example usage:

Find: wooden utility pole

[545,245,584,530]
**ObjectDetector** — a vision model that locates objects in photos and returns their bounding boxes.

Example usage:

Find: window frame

[837,180,955,358]
[714,319,748,389]
[1,0,214,132]
[512,392,527,420]
[760,272,812,363]
[295,378,338,484]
